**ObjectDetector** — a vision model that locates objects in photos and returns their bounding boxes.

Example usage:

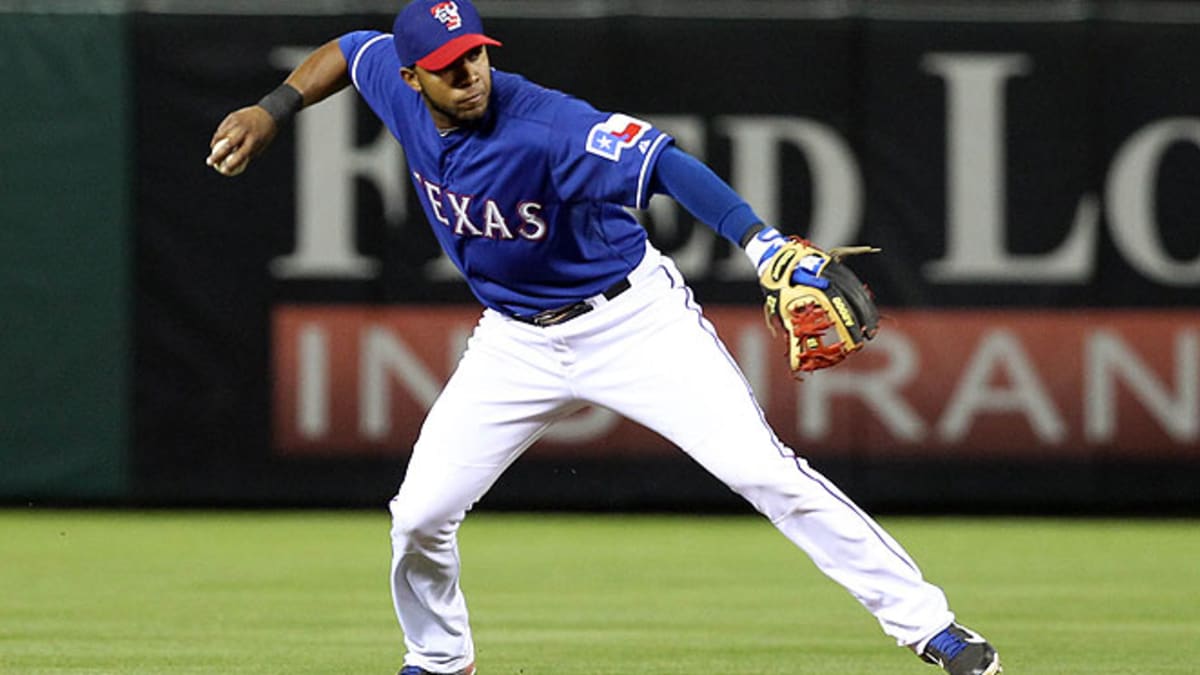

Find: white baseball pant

[388,243,953,673]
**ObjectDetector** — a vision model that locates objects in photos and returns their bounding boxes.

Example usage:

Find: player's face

[402,46,493,129]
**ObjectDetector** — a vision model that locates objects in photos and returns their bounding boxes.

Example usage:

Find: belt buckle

[531,301,592,327]
[522,277,630,327]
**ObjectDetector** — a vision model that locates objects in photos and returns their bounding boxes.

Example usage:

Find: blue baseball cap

[394,0,502,71]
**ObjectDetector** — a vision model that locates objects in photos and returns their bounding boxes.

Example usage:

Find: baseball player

[207,2,1002,674]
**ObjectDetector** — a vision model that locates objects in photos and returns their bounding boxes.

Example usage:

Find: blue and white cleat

[921,623,1002,675]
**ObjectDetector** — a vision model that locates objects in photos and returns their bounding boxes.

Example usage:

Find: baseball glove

[758,237,880,377]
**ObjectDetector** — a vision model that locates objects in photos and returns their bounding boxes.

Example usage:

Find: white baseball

[208,137,246,176]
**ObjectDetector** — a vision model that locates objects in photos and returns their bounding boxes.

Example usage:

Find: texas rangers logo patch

[430,1,463,30]
[586,114,651,161]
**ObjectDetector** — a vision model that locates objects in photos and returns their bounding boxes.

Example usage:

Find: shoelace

[927,628,969,661]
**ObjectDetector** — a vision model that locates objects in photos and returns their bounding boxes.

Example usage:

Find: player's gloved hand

[747,226,881,377]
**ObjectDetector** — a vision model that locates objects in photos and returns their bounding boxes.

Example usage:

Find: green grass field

[1,511,1197,674]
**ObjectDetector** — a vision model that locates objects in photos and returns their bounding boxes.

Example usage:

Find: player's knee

[388,496,453,551]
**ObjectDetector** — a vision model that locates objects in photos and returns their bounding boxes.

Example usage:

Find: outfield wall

[3,1,1199,511]
[0,13,131,500]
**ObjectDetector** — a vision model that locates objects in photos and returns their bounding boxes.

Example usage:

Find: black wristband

[739,222,767,248]
[256,83,304,124]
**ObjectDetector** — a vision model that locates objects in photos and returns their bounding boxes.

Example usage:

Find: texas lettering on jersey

[414,171,548,241]
[340,30,674,312]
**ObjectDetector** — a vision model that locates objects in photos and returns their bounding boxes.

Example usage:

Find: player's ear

[400,66,422,93]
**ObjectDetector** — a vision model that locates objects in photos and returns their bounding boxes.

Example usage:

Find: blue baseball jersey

[339,31,675,316]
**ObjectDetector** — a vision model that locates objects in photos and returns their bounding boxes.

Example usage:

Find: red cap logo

[430,1,464,31]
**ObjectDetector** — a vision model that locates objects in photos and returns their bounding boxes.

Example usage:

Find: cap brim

[415,34,502,71]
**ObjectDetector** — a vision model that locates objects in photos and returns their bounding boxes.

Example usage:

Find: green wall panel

[0,12,130,499]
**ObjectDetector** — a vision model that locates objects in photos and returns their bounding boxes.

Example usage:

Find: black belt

[514,278,632,327]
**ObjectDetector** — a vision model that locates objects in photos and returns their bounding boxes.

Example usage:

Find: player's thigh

[595,317,820,511]
[396,316,580,523]
[586,294,769,447]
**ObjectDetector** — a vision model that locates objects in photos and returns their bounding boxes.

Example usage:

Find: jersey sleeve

[546,97,674,210]
[339,31,401,122]
[650,145,763,246]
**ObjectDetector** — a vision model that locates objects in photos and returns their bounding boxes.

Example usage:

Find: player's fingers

[208,107,273,176]
[207,136,249,176]
[206,136,237,168]
[218,157,248,176]
[213,155,248,177]
[209,108,258,158]
[210,119,231,145]
[210,113,244,148]
[222,145,249,175]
